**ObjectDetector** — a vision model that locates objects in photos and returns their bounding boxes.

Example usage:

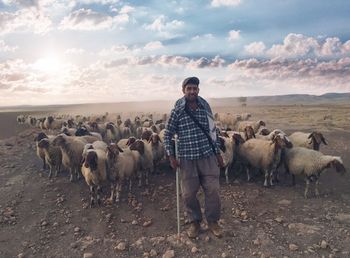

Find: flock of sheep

[16,110,346,208]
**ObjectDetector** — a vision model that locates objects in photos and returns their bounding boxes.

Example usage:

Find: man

[164,76,224,238]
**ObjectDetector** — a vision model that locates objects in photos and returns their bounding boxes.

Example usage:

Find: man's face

[183,83,199,102]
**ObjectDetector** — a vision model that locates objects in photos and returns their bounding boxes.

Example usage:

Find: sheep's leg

[315,177,320,197]
[42,159,47,170]
[97,186,102,206]
[128,178,132,192]
[304,178,310,199]
[108,182,115,204]
[138,170,142,187]
[225,166,229,184]
[246,167,251,182]
[69,168,74,182]
[145,169,149,186]
[116,180,122,203]
[90,185,95,208]
[76,167,81,180]
[55,164,61,177]
[263,169,269,187]
[48,165,53,179]
[269,170,274,186]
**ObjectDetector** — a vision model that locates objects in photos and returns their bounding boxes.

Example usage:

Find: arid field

[0,102,349,258]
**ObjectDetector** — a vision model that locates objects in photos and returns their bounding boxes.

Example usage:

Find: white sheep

[52,134,87,182]
[238,133,293,186]
[284,147,346,198]
[288,131,327,151]
[82,141,108,159]
[129,139,154,187]
[237,120,266,133]
[37,138,62,178]
[34,132,54,170]
[81,149,108,207]
[218,133,245,183]
[107,143,141,203]
[149,133,165,174]
[105,122,122,143]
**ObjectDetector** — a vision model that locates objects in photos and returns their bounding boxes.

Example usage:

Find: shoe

[187,221,200,238]
[208,221,223,238]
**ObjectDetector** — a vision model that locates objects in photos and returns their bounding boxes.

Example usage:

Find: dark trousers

[180,155,221,223]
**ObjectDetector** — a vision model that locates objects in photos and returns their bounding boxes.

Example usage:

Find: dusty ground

[0,104,350,258]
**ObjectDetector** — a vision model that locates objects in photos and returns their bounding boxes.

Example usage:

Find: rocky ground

[0,105,350,258]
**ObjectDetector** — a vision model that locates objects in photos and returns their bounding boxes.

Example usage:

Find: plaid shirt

[164,99,220,160]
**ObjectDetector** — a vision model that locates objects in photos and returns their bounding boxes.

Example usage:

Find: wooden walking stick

[174,135,181,240]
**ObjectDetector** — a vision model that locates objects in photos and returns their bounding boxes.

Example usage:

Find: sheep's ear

[117,146,124,153]
[81,157,86,166]
[321,136,328,145]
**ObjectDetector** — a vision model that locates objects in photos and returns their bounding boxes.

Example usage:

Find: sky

[1,0,350,106]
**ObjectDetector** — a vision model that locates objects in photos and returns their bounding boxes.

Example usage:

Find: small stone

[204,236,210,242]
[83,253,93,258]
[116,242,127,251]
[74,227,80,232]
[222,252,228,258]
[191,246,199,253]
[53,222,58,227]
[162,250,175,258]
[41,221,48,227]
[320,240,328,249]
[278,199,291,205]
[150,249,157,257]
[275,217,283,223]
[143,220,152,227]
[131,220,138,225]
[17,253,25,258]
[289,244,298,251]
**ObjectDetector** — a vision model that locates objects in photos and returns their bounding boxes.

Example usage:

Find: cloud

[228,30,240,42]
[0,40,18,52]
[59,8,129,31]
[244,33,350,60]
[211,0,241,7]
[0,8,52,35]
[120,5,135,14]
[143,41,164,51]
[65,48,86,54]
[191,34,214,41]
[144,15,184,38]
[244,41,266,56]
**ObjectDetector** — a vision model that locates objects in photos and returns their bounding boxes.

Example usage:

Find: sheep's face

[272,134,293,149]
[244,126,256,139]
[232,133,245,146]
[107,144,123,160]
[259,128,270,136]
[90,122,98,130]
[67,119,74,128]
[47,116,54,124]
[129,140,145,155]
[84,151,98,171]
[124,119,131,127]
[328,158,346,174]
[106,123,115,132]
[258,120,266,126]
[309,132,327,150]
[117,119,122,126]
[35,132,48,142]
[141,130,152,141]
[75,127,90,136]
[150,125,158,133]
[38,139,50,149]
[126,137,136,146]
[150,134,161,145]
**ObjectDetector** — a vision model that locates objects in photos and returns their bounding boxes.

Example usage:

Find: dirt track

[1,105,350,258]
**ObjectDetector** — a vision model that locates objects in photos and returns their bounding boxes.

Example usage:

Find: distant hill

[0,92,349,113]
[209,92,350,106]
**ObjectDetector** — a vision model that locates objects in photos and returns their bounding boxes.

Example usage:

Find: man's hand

[169,156,180,171]
[216,154,224,168]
